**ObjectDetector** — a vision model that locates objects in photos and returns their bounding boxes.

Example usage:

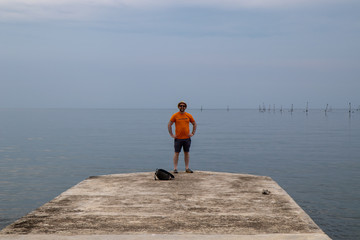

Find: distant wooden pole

[349,102,352,116]
[325,104,328,115]
[349,102,351,113]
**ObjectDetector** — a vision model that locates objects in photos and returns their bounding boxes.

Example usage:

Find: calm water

[0,108,359,239]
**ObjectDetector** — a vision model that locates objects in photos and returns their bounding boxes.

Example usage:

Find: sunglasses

[179,105,186,108]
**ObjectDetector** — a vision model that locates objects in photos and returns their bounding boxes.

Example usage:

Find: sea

[0,108,359,240]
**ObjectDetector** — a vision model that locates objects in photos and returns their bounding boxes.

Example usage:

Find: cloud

[0,0,352,21]
[0,0,104,21]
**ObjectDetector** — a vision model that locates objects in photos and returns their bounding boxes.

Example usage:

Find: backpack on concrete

[154,169,175,180]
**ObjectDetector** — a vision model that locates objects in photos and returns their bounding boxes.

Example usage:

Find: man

[168,101,197,173]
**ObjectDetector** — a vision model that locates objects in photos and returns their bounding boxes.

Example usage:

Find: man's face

[178,104,186,112]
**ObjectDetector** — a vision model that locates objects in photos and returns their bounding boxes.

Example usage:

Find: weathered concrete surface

[0,171,331,239]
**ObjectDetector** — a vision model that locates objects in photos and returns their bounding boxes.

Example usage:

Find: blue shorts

[174,138,191,153]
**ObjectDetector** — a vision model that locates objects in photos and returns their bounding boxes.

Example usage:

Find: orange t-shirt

[170,112,195,139]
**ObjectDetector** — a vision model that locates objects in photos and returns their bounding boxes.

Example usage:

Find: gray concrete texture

[0,171,331,239]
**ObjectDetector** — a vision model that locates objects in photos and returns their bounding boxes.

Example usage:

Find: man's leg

[173,138,182,171]
[173,152,180,170]
[183,138,192,172]
[184,152,190,169]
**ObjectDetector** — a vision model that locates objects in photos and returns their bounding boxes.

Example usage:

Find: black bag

[154,169,175,180]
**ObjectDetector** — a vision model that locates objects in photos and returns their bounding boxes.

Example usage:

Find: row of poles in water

[258,102,360,114]
[198,103,359,115]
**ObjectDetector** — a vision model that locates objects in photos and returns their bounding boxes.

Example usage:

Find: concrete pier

[0,171,331,239]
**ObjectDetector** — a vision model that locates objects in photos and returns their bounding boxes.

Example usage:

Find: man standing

[168,101,197,173]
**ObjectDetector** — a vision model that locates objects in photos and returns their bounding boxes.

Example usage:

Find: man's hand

[188,133,194,137]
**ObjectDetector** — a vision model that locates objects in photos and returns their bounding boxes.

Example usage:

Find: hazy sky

[1,0,359,109]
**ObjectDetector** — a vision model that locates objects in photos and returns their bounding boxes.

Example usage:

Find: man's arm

[168,121,176,138]
[189,121,197,137]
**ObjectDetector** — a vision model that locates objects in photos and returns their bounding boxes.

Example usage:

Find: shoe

[173,169,178,174]
[185,168,193,173]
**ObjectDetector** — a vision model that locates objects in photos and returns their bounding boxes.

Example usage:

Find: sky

[0,0,359,109]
